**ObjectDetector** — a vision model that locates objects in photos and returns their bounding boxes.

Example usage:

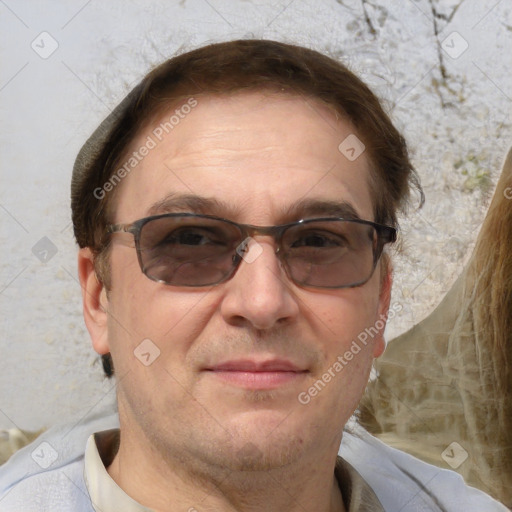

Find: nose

[219,237,300,330]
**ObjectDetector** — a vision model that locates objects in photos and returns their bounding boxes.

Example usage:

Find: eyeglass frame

[106,212,397,289]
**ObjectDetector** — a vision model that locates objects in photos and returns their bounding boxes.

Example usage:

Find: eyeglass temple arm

[106,223,137,235]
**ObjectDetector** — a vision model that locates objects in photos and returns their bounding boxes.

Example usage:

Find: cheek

[312,285,381,387]
[297,290,380,427]
[320,286,380,343]
[106,246,215,365]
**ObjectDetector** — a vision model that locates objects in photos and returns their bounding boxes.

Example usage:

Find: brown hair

[71,39,423,376]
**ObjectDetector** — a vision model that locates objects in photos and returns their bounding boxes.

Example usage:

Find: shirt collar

[84,429,384,512]
[334,454,385,511]
[84,430,154,512]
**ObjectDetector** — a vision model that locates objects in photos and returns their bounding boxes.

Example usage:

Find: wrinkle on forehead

[114,92,375,224]
[151,92,346,161]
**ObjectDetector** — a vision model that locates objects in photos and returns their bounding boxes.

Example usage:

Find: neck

[107,421,346,512]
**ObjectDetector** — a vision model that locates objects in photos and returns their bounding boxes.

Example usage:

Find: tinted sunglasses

[106,213,396,288]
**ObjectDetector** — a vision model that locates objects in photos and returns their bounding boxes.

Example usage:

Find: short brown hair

[71,39,423,376]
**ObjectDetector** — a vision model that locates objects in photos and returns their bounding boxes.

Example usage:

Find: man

[0,39,506,511]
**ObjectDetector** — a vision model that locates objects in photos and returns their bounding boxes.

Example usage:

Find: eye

[157,227,226,247]
[290,231,347,248]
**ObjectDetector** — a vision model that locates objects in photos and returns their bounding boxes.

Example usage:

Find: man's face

[85,92,390,471]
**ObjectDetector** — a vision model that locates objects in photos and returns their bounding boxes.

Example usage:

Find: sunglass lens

[139,216,241,285]
[283,221,376,287]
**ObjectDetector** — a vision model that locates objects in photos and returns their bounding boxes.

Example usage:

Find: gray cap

[71,85,140,207]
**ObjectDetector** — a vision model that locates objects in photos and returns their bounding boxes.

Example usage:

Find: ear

[373,258,393,358]
[78,248,110,355]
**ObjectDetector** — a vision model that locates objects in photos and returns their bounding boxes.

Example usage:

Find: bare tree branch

[361,0,377,35]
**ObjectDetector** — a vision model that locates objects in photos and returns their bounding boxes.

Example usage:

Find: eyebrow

[282,197,361,221]
[146,193,362,222]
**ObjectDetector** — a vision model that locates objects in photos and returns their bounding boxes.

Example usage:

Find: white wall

[0,0,510,430]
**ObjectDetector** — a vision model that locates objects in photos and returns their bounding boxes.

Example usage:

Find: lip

[204,359,308,390]
[206,359,305,372]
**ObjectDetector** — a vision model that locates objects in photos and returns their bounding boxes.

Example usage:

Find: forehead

[112,92,375,224]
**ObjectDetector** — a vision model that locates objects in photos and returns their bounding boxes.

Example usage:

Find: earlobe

[78,248,110,355]
[373,260,393,358]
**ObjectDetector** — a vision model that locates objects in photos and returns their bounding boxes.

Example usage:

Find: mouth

[204,359,309,389]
